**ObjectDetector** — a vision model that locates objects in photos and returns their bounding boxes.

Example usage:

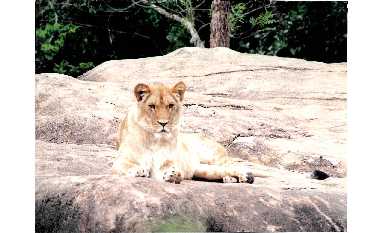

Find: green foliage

[229,3,247,33]
[36,22,95,76]
[35,0,347,77]
[166,24,191,52]
[233,1,347,62]
[35,0,172,76]
[143,8,162,28]
[180,0,194,22]
[36,23,78,63]
[53,60,94,76]
[250,10,275,28]
[35,0,100,76]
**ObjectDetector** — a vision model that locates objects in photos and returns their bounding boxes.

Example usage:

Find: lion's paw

[123,167,150,177]
[163,167,182,184]
[136,167,150,177]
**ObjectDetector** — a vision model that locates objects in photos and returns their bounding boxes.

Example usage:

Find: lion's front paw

[238,172,254,184]
[136,167,150,177]
[163,167,182,184]
[122,167,150,177]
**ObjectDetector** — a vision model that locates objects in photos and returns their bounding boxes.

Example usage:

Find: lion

[112,81,256,184]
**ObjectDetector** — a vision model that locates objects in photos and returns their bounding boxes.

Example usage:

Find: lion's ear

[172,81,186,101]
[134,83,151,102]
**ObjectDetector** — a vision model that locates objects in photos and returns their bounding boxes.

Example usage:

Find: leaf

[251,10,275,29]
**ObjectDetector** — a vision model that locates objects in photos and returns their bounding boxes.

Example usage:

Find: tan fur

[112,81,256,183]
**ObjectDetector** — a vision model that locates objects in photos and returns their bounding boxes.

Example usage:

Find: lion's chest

[150,148,178,165]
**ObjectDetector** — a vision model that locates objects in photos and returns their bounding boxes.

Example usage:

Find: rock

[36,47,347,232]
[36,176,346,232]
[35,140,114,177]
[36,74,127,146]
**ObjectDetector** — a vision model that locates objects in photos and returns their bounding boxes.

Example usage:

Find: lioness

[112,81,255,184]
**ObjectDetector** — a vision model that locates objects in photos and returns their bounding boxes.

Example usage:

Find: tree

[210,0,230,47]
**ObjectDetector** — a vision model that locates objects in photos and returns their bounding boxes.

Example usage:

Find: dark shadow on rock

[205,216,224,232]
[291,204,345,232]
[35,194,81,233]
[311,170,330,180]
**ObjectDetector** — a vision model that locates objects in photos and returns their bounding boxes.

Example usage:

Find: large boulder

[36,47,347,232]
[36,175,346,232]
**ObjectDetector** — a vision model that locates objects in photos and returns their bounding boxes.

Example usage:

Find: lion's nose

[158,121,168,127]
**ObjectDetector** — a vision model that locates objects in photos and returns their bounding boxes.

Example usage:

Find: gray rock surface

[36,175,346,232]
[36,47,347,232]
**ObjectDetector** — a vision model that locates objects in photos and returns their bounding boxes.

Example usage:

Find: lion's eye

[168,104,174,109]
[149,104,156,110]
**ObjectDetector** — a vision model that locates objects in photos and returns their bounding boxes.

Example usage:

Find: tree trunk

[210,0,230,48]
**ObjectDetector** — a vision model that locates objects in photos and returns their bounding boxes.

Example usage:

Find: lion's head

[133,81,186,138]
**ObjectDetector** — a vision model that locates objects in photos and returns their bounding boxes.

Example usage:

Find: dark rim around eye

[149,104,155,109]
[169,104,174,109]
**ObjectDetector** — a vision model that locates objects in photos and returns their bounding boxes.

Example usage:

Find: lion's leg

[158,160,183,184]
[112,157,150,177]
[193,163,254,184]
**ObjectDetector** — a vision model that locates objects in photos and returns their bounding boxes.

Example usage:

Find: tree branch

[140,0,204,47]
